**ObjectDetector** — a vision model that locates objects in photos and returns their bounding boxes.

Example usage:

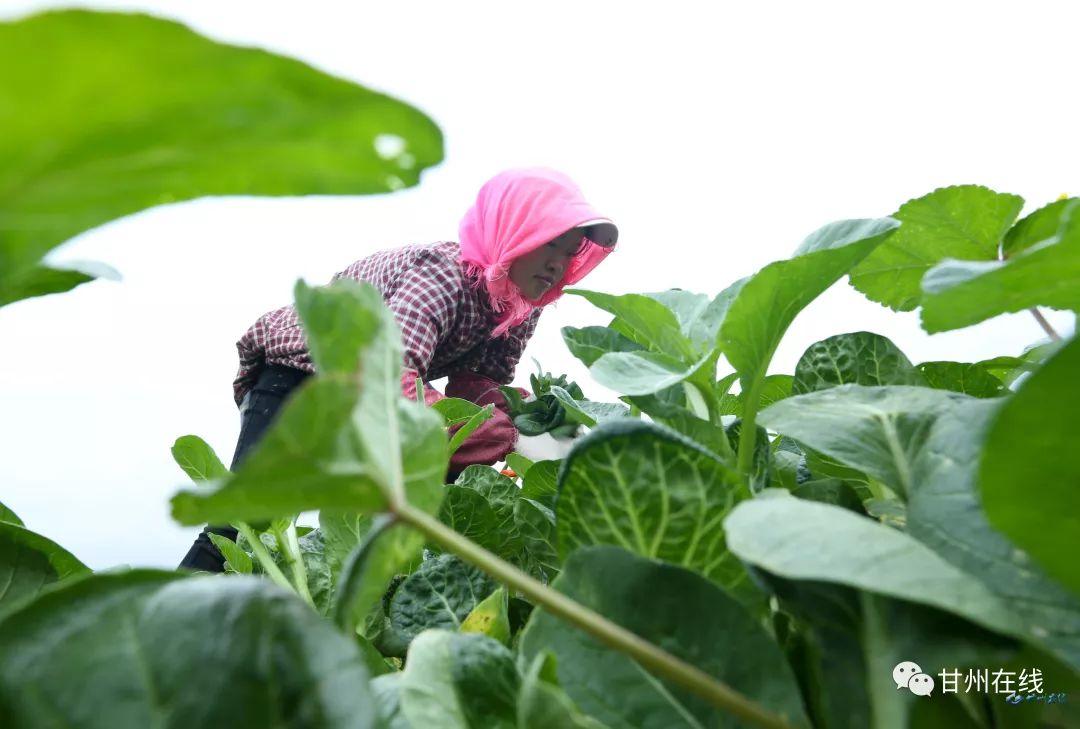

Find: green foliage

[980,335,1080,598]
[0,10,442,309]
[519,546,809,729]
[0,573,377,728]
[849,185,1025,311]
[5,70,1080,729]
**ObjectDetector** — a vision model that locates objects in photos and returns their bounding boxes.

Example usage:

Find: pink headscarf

[458,168,617,338]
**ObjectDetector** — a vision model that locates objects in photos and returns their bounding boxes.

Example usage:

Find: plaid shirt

[233,241,542,406]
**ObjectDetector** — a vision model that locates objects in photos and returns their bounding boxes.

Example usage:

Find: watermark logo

[893,661,935,696]
[892,661,1068,705]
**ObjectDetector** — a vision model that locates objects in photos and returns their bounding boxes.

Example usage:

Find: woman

[179,167,618,571]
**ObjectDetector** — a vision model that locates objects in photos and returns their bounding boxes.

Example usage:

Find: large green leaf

[0,572,376,728]
[388,554,497,643]
[791,331,923,395]
[518,546,809,729]
[556,420,744,589]
[0,10,442,306]
[453,467,522,559]
[0,259,122,308]
[514,498,562,580]
[589,349,715,397]
[566,289,695,362]
[171,376,382,524]
[903,398,1080,672]
[980,335,1080,599]
[319,510,374,580]
[294,279,382,375]
[919,201,1080,333]
[398,631,519,729]
[561,326,644,368]
[0,501,22,526]
[0,522,90,614]
[520,460,560,510]
[718,374,794,416]
[758,385,967,498]
[518,653,611,729]
[331,517,424,639]
[171,281,448,524]
[719,218,899,427]
[1003,197,1077,256]
[849,185,1024,311]
[724,495,1027,641]
[916,361,1007,398]
[436,486,504,555]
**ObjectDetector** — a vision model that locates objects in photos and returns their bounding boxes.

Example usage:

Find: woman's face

[509,228,586,301]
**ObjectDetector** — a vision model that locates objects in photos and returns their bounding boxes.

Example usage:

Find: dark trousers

[178,365,310,572]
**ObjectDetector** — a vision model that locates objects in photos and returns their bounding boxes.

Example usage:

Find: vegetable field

[2,10,1079,729]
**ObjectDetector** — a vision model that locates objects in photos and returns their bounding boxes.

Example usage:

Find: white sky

[1,0,1077,569]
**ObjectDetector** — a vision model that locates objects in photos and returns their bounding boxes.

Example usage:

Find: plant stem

[396,503,793,729]
[283,521,316,608]
[1030,307,1061,341]
[236,523,294,594]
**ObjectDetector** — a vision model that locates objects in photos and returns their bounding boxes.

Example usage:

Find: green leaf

[549,386,629,428]
[436,486,503,555]
[793,478,864,512]
[519,546,809,729]
[504,452,534,478]
[460,587,511,645]
[850,185,1024,311]
[294,279,382,375]
[453,466,522,558]
[724,495,1028,640]
[171,434,229,483]
[0,501,22,526]
[447,405,495,456]
[371,674,411,729]
[920,201,1080,332]
[0,259,122,308]
[590,349,715,397]
[0,522,90,614]
[171,377,382,524]
[566,289,695,362]
[207,533,253,574]
[398,630,519,729]
[561,325,644,368]
[689,277,750,349]
[896,396,1080,672]
[389,554,497,643]
[720,218,899,427]
[557,419,748,591]
[333,516,423,638]
[625,392,732,456]
[981,335,1080,599]
[0,572,377,728]
[758,385,969,498]
[518,653,611,729]
[319,509,374,580]
[719,374,795,416]
[432,397,486,424]
[345,283,447,513]
[0,9,442,308]
[514,498,561,580]
[1003,197,1077,256]
[792,331,923,395]
[916,361,1007,398]
[520,460,560,510]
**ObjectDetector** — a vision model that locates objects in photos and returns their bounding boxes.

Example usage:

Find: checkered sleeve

[384,257,461,380]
